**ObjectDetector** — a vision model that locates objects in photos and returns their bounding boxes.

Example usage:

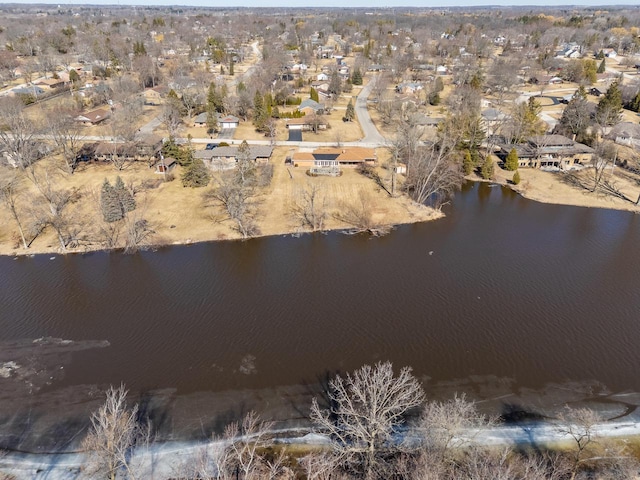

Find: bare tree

[310,361,425,479]
[403,143,463,207]
[335,189,388,236]
[83,385,147,480]
[0,96,41,169]
[0,168,29,249]
[26,166,80,252]
[556,406,602,480]
[161,100,184,139]
[267,118,278,146]
[47,106,85,174]
[207,176,260,239]
[299,452,343,480]
[291,182,327,232]
[226,411,274,480]
[421,393,494,461]
[124,208,155,254]
[590,141,617,194]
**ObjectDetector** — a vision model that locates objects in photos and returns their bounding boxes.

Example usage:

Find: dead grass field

[0,149,440,256]
[477,154,640,214]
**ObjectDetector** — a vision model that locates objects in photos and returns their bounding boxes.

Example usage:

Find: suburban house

[193,113,240,129]
[194,145,274,171]
[291,147,376,172]
[410,113,444,129]
[143,86,167,105]
[75,108,111,125]
[12,85,45,97]
[286,117,329,132]
[193,112,208,127]
[497,135,593,169]
[395,82,423,95]
[219,115,240,129]
[606,122,640,149]
[298,99,325,115]
[35,73,70,90]
[481,108,509,135]
[76,135,163,164]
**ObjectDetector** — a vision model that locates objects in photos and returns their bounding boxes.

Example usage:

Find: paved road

[355,75,387,145]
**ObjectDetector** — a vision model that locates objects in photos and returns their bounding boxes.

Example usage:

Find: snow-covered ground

[2,421,640,479]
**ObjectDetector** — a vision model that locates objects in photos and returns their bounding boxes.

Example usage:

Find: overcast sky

[12,0,636,7]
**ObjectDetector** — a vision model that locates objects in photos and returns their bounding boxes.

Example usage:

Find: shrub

[512,171,521,185]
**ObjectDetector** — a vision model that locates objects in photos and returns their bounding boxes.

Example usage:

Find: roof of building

[195,145,274,161]
[292,147,376,163]
[499,135,594,158]
[75,108,110,124]
[298,99,324,112]
[607,122,640,139]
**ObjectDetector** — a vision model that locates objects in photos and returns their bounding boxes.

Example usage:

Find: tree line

[74,362,639,479]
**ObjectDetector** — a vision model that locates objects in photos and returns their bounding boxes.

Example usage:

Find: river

[1,182,640,450]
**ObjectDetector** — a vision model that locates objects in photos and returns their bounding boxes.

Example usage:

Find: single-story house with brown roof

[292,147,376,169]
[75,108,110,125]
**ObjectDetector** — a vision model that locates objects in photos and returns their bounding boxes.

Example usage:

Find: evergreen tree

[206,109,218,134]
[629,90,640,113]
[310,87,319,103]
[596,81,622,127]
[69,69,80,84]
[512,170,521,185]
[463,150,475,175]
[253,91,268,132]
[597,58,606,74]
[114,176,136,213]
[100,179,124,223]
[344,99,355,122]
[480,156,494,180]
[428,91,440,106]
[162,138,192,166]
[133,40,146,56]
[229,58,234,76]
[181,158,210,187]
[505,148,519,171]
[351,67,363,86]
[582,59,597,85]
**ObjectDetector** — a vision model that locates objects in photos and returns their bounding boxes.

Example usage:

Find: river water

[1,182,640,448]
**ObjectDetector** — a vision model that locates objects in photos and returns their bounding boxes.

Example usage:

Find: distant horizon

[2,1,639,8]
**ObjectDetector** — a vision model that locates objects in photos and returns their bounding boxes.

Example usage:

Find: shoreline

[0,209,444,259]
[5,170,640,259]
[2,420,640,479]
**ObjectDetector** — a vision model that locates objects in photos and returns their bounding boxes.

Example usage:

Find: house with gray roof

[195,145,274,171]
[497,135,593,170]
[606,122,640,150]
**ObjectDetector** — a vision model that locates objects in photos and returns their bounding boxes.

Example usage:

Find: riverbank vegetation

[41,363,637,479]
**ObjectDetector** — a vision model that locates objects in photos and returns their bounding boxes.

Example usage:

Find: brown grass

[0,150,440,256]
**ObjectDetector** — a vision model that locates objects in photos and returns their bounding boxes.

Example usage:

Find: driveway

[355,76,387,145]
[217,128,235,139]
